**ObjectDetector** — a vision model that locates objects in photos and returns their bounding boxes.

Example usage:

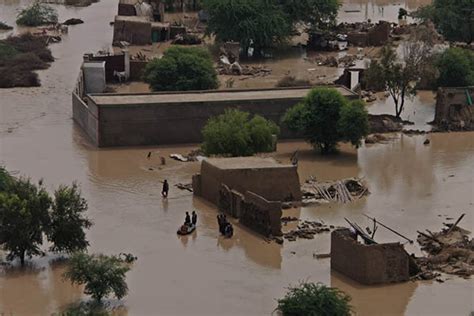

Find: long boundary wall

[75,86,356,147]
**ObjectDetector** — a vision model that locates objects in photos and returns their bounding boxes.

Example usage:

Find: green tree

[338,100,370,148]
[283,87,368,153]
[47,183,92,254]
[202,109,279,157]
[277,282,352,316]
[0,177,51,266]
[64,253,132,302]
[280,0,340,32]
[203,0,292,56]
[414,0,474,44]
[143,46,218,91]
[16,2,58,27]
[436,48,474,87]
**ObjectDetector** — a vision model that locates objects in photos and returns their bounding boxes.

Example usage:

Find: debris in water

[301,178,368,205]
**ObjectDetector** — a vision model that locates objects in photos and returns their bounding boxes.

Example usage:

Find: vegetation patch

[16,2,58,27]
[0,33,54,88]
[202,109,279,157]
[277,282,352,316]
[143,46,218,91]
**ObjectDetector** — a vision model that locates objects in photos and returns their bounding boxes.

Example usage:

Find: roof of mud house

[88,86,356,106]
[204,157,290,170]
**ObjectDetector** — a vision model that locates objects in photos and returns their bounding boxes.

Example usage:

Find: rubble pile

[218,63,272,77]
[301,178,368,205]
[414,221,473,280]
[283,220,333,241]
[365,133,389,144]
[169,149,206,162]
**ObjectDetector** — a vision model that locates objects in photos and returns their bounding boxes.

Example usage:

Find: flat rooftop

[88,86,356,106]
[204,157,292,170]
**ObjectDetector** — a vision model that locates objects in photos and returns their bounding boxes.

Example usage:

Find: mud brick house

[434,86,474,130]
[193,157,302,237]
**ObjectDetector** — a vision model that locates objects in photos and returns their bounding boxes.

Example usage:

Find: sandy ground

[1,0,473,315]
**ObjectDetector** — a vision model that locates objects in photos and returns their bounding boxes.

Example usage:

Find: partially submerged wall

[434,87,474,130]
[72,92,99,145]
[240,191,282,237]
[113,16,152,45]
[331,229,410,285]
[196,158,301,206]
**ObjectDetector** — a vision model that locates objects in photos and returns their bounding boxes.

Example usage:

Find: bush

[202,109,279,157]
[283,88,368,153]
[436,48,474,88]
[64,253,132,302]
[277,282,352,316]
[16,2,58,27]
[143,46,218,91]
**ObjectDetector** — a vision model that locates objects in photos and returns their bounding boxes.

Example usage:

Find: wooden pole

[363,214,413,244]
[446,213,466,235]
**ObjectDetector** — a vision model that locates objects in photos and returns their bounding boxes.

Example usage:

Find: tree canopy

[202,109,279,157]
[283,87,369,153]
[277,282,352,316]
[143,46,218,91]
[64,253,132,302]
[414,0,474,44]
[16,2,58,27]
[203,0,340,55]
[0,167,92,266]
[436,47,474,87]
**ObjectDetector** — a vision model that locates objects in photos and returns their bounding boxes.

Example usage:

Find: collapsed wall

[434,87,474,131]
[331,229,410,285]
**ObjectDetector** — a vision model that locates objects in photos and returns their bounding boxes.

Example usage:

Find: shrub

[202,109,279,157]
[64,253,132,302]
[277,282,352,316]
[283,87,368,153]
[143,46,218,91]
[16,2,58,27]
[436,48,474,88]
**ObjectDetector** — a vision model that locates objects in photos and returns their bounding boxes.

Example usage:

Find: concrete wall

[72,92,99,145]
[240,191,282,237]
[434,86,474,130]
[330,229,410,285]
[196,160,301,206]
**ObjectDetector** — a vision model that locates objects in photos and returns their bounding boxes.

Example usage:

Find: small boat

[177,224,196,236]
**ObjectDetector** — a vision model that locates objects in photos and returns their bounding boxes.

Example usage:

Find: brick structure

[330,229,410,285]
[434,86,474,130]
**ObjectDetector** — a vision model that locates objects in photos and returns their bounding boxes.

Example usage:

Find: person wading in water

[162,179,169,198]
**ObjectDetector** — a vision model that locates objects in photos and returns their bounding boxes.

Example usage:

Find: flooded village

[0,0,473,315]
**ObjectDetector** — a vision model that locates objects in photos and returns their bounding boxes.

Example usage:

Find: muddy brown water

[1,0,473,315]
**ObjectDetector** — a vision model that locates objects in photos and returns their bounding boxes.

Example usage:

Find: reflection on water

[1,0,473,315]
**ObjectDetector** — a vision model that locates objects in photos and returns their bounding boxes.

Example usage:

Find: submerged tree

[16,2,58,27]
[277,282,352,316]
[414,0,474,44]
[47,183,92,253]
[64,253,132,302]
[0,176,51,266]
[0,168,92,266]
[202,109,279,157]
[283,87,369,153]
[203,0,292,56]
[143,46,218,91]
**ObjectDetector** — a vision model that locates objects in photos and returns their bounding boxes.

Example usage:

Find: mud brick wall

[218,184,244,218]
[330,229,410,285]
[434,87,474,130]
[113,18,152,45]
[130,60,148,81]
[72,93,99,145]
[239,191,282,237]
[197,160,301,206]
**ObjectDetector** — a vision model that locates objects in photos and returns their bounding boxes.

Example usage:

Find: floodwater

[1,0,474,315]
